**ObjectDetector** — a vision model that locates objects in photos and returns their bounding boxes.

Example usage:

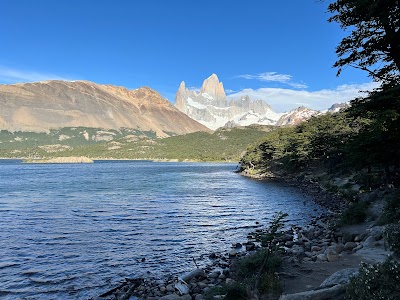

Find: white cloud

[187,86,201,93]
[227,82,380,112]
[225,89,238,94]
[237,71,308,89]
[239,72,291,82]
[288,82,308,89]
[0,66,71,83]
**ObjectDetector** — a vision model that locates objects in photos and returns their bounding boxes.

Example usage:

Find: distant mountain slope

[174,74,348,130]
[276,106,320,126]
[0,125,275,162]
[0,80,209,136]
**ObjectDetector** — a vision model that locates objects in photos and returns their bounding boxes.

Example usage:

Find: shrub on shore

[339,201,369,225]
[234,249,282,294]
[205,212,287,300]
[378,191,400,225]
[345,259,400,300]
[384,224,400,256]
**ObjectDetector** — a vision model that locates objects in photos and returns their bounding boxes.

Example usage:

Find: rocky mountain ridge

[175,74,282,129]
[0,80,209,137]
[175,74,346,130]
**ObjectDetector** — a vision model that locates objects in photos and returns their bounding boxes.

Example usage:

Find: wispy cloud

[288,82,308,89]
[237,72,308,89]
[227,82,380,112]
[225,89,238,94]
[187,86,201,93]
[0,66,71,83]
[239,72,291,82]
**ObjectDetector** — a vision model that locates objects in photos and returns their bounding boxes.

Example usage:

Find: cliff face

[174,81,188,112]
[199,73,227,106]
[0,80,209,137]
[174,74,282,130]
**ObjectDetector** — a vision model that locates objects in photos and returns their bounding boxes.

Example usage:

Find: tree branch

[349,64,386,81]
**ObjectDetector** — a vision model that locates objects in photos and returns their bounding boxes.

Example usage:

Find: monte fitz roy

[175,74,347,130]
[0,74,345,134]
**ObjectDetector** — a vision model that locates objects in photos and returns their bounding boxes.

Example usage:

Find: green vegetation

[0,127,155,150]
[380,190,400,256]
[239,86,400,189]
[377,191,400,225]
[0,125,274,162]
[345,260,400,300]
[204,284,247,300]
[384,224,400,256]
[205,212,287,300]
[339,201,369,225]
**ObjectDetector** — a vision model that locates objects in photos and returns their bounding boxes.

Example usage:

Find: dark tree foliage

[239,112,357,174]
[347,85,400,177]
[239,100,400,188]
[328,0,400,84]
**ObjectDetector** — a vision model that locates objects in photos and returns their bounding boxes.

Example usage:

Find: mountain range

[174,74,346,130]
[0,80,209,137]
[0,76,347,137]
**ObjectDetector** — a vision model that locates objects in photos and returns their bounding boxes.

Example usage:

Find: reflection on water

[0,160,322,299]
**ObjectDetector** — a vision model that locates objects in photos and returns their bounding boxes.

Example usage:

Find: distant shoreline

[24,156,94,164]
[0,157,237,163]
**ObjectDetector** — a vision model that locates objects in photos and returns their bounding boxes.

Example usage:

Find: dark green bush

[204,283,247,300]
[340,201,369,225]
[206,213,286,299]
[232,249,282,294]
[339,189,358,201]
[204,251,282,300]
[346,260,400,300]
[384,224,400,256]
[380,191,400,224]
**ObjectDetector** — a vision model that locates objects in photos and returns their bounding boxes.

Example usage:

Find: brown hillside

[0,80,210,136]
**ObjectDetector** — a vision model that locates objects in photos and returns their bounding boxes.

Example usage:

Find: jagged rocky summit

[175,74,284,130]
[0,80,209,137]
[175,74,345,130]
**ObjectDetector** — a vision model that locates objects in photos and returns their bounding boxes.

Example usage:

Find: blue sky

[0,0,377,111]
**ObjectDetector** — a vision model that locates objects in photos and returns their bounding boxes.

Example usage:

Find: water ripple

[0,160,323,299]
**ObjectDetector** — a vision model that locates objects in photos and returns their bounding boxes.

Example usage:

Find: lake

[0,160,322,299]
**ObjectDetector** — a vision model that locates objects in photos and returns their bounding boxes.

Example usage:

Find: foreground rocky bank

[91,210,390,300]
[240,171,394,299]
[91,170,393,300]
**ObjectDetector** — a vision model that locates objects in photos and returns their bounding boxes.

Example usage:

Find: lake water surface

[0,160,322,299]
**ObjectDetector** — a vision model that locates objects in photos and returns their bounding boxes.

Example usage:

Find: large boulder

[159,294,191,300]
[279,284,346,300]
[320,268,359,287]
[279,268,359,300]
